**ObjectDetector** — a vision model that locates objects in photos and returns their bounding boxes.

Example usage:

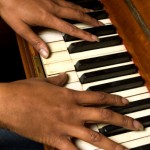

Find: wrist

[0,83,12,129]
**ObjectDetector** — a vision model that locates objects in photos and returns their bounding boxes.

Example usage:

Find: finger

[52,0,92,13]
[45,73,69,86]
[79,107,144,131]
[52,6,101,27]
[39,13,99,42]
[74,91,129,106]
[10,19,50,59]
[67,125,128,150]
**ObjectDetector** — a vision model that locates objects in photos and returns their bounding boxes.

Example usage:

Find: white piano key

[66,71,79,83]
[38,29,63,43]
[41,50,70,64]
[123,135,150,149]
[77,61,134,77]
[113,86,149,97]
[47,71,79,83]
[71,46,127,65]
[82,73,140,90]
[127,92,150,102]
[43,60,75,75]
[75,19,112,29]
[47,41,67,52]
[65,82,83,91]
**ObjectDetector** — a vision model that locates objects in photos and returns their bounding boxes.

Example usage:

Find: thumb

[15,21,50,59]
[46,73,69,86]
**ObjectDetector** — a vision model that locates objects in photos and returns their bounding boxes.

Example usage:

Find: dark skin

[0,0,144,150]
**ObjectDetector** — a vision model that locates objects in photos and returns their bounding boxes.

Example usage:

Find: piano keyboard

[37,0,150,149]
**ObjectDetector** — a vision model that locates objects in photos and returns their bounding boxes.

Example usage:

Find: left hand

[0,0,101,58]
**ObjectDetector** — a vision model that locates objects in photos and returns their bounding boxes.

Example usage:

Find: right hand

[0,73,143,150]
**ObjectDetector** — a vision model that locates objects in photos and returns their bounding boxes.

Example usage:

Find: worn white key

[65,82,83,91]
[123,135,150,149]
[38,29,63,43]
[113,86,149,97]
[71,46,127,65]
[82,73,140,90]
[127,92,150,102]
[47,41,67,52]
[43,60,75,75]
[66,71,79,83]
[41,51,70,64]
[75,19,112,29]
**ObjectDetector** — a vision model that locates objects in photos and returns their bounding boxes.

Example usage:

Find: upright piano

[16,0,150,149]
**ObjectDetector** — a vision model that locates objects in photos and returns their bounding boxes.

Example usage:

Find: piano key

[68,35,122,53]
[47,71,79,83]
[124,136,150,149]
[80,64,138,84]
[38,29,63,43]
[75,52,131,71]
[74,19,112,29]
[99,115,150,137]
[47,41,67,52]
[108,98,150,115]
[77,61,133,77]
[63,25,117,42]
[87,76,144,92]
[65,33,118,48]
[65,82,83,91]
[64,10,108,24]
[127,92,150,102]
[83,73,140,90]
[41,50,70,64]
[71,46,127,65]
[112,86,149,98]
[44,60,75,75]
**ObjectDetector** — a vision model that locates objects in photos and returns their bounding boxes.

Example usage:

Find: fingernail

[133,120,144,131]
[91,35,100,42]
[39,48,49,59]
[121,98,129,104]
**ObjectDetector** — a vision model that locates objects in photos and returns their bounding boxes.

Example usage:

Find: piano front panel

[17,0,150,149]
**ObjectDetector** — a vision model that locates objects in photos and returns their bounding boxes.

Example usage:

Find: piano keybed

[35,0,150,149]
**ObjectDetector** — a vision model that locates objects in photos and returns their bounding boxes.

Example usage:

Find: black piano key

[130,144,150,150]
[109,98,150,115]
[64,25,117,42]
[66,0,103,10]
[64,10,108,24]
[80,64,138,84]
[87,76,144,93]
[75,52,131,71]
[68,35,122,53]
[99,115,150,137]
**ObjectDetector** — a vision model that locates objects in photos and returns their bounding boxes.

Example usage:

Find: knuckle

[88,131,103,142]
[99,108,113,121]
[67,25,78,34]
[122,115,130,127]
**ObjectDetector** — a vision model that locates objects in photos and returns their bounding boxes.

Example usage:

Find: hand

[0,0,101,58]
[0,73,144,150]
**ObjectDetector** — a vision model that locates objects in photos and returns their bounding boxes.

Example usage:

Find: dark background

[0,18,26,82]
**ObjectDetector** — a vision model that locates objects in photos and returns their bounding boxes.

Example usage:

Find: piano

[16,0,150,149]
